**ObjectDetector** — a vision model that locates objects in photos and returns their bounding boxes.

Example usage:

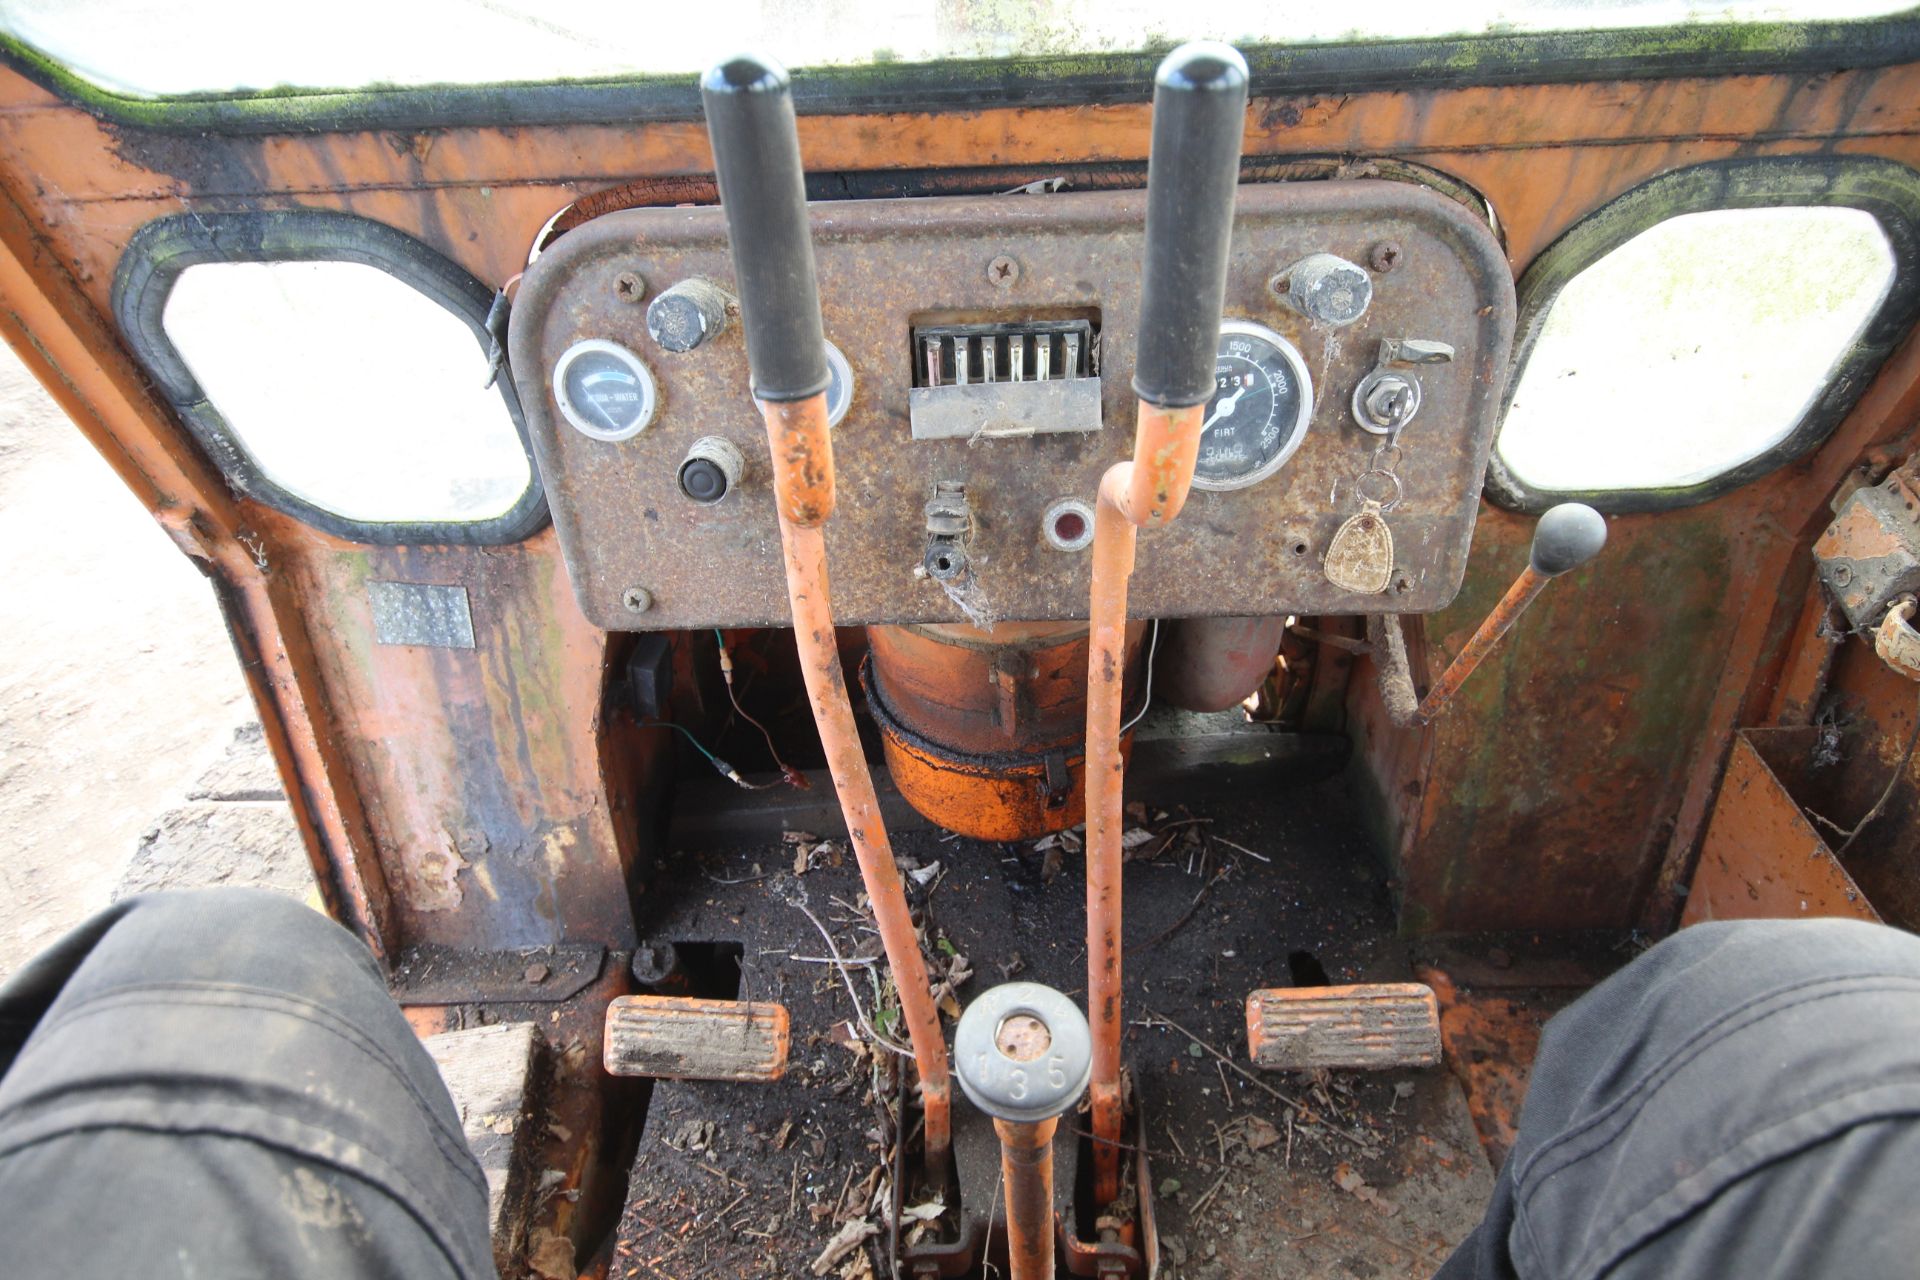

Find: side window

[115,211,546,545]
[1486,160,1920,514]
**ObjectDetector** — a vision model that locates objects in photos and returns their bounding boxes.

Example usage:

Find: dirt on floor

[613,774,1496,1280]
[0,342,254,977]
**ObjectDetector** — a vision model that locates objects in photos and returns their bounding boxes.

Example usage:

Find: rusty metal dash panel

[509,182,1514,630]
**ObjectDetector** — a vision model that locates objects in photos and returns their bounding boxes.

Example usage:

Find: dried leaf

[908,860,942,887]
[775,1119,795,1150]
[527,1227,576,1280]
[900,1200,946,1224]
[1332,1162,1400,1217]
[1244,1117,1282,1152]
[783,830,819,845]
[812,1218,879,1276]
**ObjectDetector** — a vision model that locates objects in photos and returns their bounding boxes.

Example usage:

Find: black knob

[699,54,831,403]
[678,436,745,505]
[647,278,732,353]
[1529,504,1608,577]
[1132,42,1250,409]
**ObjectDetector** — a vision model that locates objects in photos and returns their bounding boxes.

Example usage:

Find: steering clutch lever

[1083,39,1248,1209]
[701,53,954,1177]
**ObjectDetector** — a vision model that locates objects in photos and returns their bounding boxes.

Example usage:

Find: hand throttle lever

[700,53,954,1176]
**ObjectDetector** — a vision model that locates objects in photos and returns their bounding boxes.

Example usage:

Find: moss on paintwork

[2,10,1914,133]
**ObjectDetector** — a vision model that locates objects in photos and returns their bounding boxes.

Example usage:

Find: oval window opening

[1497,205,1895,497]
[162,260,532,526]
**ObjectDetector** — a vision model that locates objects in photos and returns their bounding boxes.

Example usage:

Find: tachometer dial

[1192,320,1314,492]
[555,339,658,442]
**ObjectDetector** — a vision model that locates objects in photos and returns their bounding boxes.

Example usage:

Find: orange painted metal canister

[862,621,1148,841]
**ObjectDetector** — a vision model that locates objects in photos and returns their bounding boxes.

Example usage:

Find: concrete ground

[0,342,263,977]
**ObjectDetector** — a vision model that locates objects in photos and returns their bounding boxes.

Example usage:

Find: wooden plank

[1680,732,1880,927]
[422,1021,550,1276]
[1245,983,1441,1071]
[604,995,790,1082]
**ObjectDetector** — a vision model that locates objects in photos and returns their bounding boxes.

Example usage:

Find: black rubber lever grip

[1131,42,1250,409]
[700,54,831,403]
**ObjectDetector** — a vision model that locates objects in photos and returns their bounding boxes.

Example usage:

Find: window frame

[113,209,548,545]
[1484,156,1920,515]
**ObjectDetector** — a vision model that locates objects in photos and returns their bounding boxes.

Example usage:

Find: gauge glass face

[1193,322,1314,492]
[556,340,656,442]
[824,340,854,428]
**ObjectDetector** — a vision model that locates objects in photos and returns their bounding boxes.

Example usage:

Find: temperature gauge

[1191,320,1313,492]
[556,339,658,442]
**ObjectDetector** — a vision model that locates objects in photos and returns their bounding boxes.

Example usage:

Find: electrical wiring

[637,718,785,790]
[714,629,807,789]
[1119,619,1161,736]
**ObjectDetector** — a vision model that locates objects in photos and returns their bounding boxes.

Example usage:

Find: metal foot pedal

[1245,982,1441,1071]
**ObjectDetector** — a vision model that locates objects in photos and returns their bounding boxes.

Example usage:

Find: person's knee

[1631,917,1920,994]
[53,888,384,1014]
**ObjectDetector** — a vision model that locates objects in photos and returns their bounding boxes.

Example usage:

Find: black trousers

[2,892,1918,1279]
[0,889,493,1279]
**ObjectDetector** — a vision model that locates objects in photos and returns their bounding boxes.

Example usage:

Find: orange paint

[1084,399,1203,1204]
[758,393,952,1175]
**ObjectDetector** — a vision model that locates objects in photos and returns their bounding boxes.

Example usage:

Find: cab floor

[612,773,1495,1279]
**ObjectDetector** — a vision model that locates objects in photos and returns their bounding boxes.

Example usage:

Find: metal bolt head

[954,982,1092,1124]
[1368,241,1403,273]
[621,586,654,614]
[614,271,647,304]
[1283,253,1373,327]
[988,255,1021,289]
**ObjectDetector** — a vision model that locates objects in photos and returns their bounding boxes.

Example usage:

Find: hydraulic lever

[1083,41,1248,1208]
[1373,503,1608,726]
[700,55,953,1176]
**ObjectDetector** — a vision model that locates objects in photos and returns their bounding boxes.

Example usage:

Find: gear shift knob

[1530,502,1609,577]
[954,982,1092,1124]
